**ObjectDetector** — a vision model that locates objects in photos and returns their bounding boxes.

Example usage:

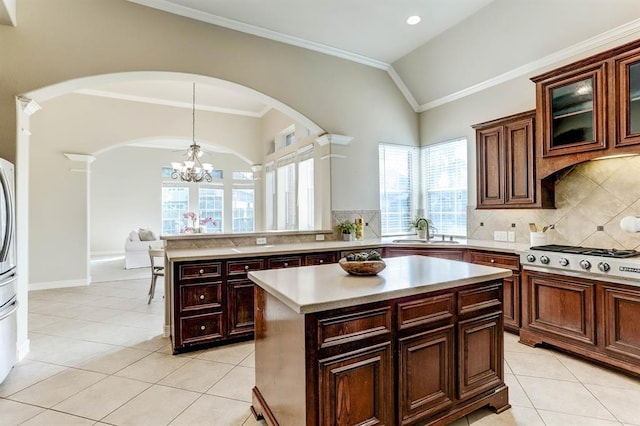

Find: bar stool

[148,246,165,304]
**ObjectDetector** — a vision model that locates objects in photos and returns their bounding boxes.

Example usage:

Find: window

[265,164,276,230]
[297,148,314,230]
[379,144,418,235]
[198,186,223,233]
[232,185,254,232]
[422,138,467,236]
[161,186,189,234]
[277,155,297,230]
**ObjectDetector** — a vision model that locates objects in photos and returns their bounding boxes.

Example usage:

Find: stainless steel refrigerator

[0,158,17,383]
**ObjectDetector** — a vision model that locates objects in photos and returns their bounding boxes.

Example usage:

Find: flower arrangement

[181,212,217,233]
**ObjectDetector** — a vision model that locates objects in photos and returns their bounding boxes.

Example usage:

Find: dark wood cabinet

[252,280,509,426]
[532,38,640,179]
[534,63,608,157]
[171,251,343,353]
[520,270,640,376]
[318,342,394,425]
[473,111,552,209]
[467,250,521,332]
[615,46,640,147]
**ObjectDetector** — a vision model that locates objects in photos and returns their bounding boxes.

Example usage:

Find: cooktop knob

[526,254,536,262]
[540,255,550,265]
[559,257,569,266]
[598,262,611,272]
[580,260,591,270]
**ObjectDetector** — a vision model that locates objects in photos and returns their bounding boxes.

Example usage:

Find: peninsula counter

[248,255,512,426]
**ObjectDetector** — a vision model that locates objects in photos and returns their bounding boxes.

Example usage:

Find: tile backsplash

[467,155,640,249]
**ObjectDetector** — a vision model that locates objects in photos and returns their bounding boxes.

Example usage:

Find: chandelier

[171,83,213,183]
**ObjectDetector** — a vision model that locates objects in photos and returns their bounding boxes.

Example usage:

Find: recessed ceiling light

[406,15,421,25]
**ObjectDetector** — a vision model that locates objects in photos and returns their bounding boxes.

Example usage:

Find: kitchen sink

[391,239,460,244]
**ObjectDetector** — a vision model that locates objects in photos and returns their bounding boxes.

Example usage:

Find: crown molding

[64,153,96,163]
[417,17,640,112]
[386,66,419,112]
[316,134,353,147]
[129,0,388,70]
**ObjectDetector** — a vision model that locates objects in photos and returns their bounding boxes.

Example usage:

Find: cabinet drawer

[178,262,222,280]
[317,306,392,349]
[180,312,224,344]
[227,259,264,276]
[397,294,455,331]
[179,282,222,313]
[468,251,519,271]
[305,252,337,265]
[458,283,502,316]
[268,256,302,269]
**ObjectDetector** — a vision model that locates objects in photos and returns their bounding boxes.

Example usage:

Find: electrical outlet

[256,237,267,245]
[315,234,325,241]
[507,231,516,242]
[494,231,508,241]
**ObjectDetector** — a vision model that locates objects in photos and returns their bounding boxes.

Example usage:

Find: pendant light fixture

[171,83,213,183]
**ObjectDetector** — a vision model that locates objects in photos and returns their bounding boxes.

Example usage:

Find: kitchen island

[248,255,513,426]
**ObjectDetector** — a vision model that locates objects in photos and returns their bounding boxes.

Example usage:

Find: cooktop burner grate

[530,244,640,258]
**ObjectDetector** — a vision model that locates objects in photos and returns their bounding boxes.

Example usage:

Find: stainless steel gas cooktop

[521,244,640,282]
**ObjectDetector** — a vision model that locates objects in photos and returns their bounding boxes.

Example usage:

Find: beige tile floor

[1,258,640,425]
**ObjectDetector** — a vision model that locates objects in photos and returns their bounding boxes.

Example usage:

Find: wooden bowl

[339,258,386,276]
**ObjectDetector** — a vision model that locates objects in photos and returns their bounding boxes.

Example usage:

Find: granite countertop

[248,255,512,314]
[164,237,530,262]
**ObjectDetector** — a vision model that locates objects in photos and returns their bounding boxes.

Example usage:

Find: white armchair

[124,229,163,269]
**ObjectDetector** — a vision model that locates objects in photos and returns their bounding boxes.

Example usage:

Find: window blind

[422,138,467,236]
[379,143,418,235]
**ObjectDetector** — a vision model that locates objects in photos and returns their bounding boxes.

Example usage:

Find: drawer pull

[319,259,324,264]
[199,269,204,274]
[200,325,206,331]
[284,262,289,267]
[199,294,205,300]
[245,265,250,270]
[490,259,495,263]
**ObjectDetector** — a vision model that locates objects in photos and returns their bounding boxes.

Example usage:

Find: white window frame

[379,143,419,236]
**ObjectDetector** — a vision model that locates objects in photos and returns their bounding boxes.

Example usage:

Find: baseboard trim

[29,278,88,291]
[90,250,125,257]
[163,325,171,338]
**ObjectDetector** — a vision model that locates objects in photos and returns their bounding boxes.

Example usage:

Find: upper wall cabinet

[532,38,640,179]
[534,63,608,157]
[616,46,640,147]
[473,111,554,209]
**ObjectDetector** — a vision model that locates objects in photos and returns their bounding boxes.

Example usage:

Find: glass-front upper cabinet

[616,53,640,146]
[534,63,607,157]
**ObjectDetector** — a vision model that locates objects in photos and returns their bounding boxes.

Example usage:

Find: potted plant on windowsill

[336,220,357,241]
[410,217,434,240]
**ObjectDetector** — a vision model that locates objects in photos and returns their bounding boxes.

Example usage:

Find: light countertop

[247,255,512,314]
[164,237,530,262]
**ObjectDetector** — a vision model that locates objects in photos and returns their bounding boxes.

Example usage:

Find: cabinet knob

[284,262,289,267]
[244,265,249,270]
[319,259,324,264]
[199,294,205,300]
[490,259,495,263]
[199,269,204,274]
[200,325,206,331]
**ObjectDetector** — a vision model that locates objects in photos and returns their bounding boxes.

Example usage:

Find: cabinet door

[398,325,454,425]
[318,343,393,426]
[227,278,255,337]
[504,117,535,205]
[502,274,520,331]
[537,63,608,157]
[526,272,596,346]
[457,312,503,401]
[616,51,640,147]
[476,125,505,206]
[602,285,640,361]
